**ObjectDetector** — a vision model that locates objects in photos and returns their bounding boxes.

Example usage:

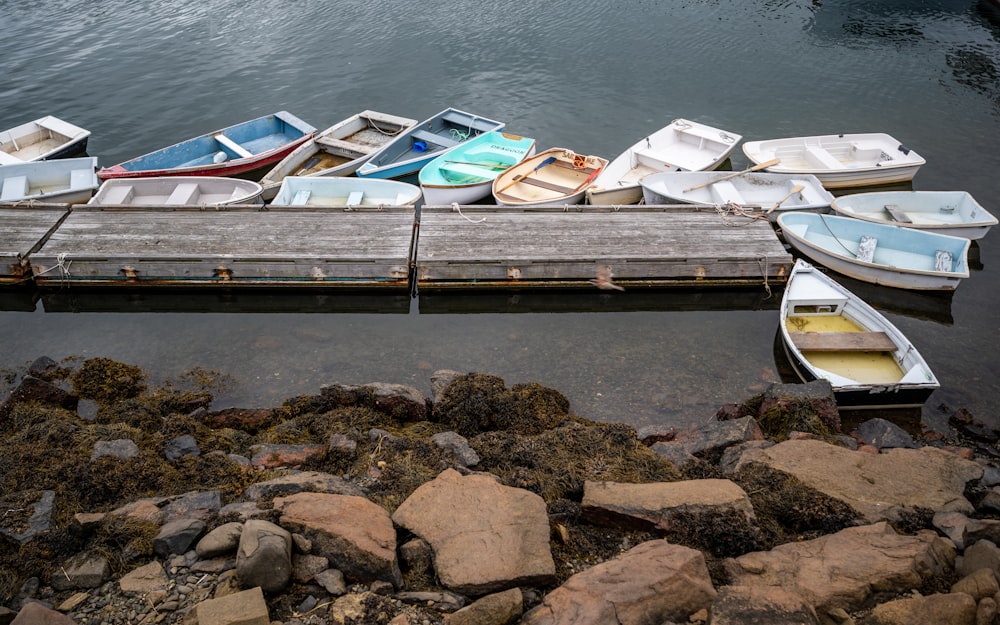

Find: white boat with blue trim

[777,211,970,291]
[829,190,997,240]
[0,157,99,204]
[356,108,504,180]
[418,131,536,205]
[780,259,939,409]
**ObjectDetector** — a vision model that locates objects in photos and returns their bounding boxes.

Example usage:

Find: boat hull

[742,133,925,189]
[588,118,742,205]
[419,131,536,205]
[779,259,939,409]
[259,110,418,201]
[0,116,92,164]
[97,112,317,181]
[270,176,421,207]
[89,176,263,206]
[0,157,99,204]
[639,171,834,218]
[829,190,997,240]
[777,212,970,291]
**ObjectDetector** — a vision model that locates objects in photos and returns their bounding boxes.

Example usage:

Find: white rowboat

[0,157,99,204]
[0,115,91,164]
[829,190,997,240]
[89,176,263,206]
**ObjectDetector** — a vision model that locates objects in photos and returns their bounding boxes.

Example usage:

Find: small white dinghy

[587,118,742,205]
[259,110,418,201]
[270,176,421,207]
[639,170,833,217]
[1,115,91,164]
[780,259,939,409]
[776,212,971,291]
[0,157,98,204]
[742,132,925,188]
[89,176,264,206]
[829,190,997,240]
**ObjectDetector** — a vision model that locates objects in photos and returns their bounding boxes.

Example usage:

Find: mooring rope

[714,201,767,226]
[757,255,772,298]
[451,202,486,223]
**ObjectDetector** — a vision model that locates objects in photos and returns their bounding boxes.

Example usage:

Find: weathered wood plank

[415,205,792,288]
[0,206,71,283]
[30,206,415,287]
[789,331,896,352]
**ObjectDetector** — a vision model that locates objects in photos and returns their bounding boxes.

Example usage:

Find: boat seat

[289,190,311,206]
[856,235,877,262]
[1,175,29,201]
[803,145,842,169]
[346,191,364,205]
[215,134,253,158]
[790,331,896,352]
[551,159,597,175]
[166,183,201,205]
[411,129,459,148]
[316,136,375,155]
[439,162,495,181]
[884,204,912,223]
[518,176,577,195]
[100,185,134,204]
[709,180,744,204]
[70,168,93,190]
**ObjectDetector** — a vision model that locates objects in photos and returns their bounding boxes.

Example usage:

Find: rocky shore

[2,356,1000,625]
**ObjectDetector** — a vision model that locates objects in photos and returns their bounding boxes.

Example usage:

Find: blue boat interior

[120,113,311,171]
[372,110,504,168]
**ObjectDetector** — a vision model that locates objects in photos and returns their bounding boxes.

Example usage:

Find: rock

[431,431,480,467]
[865,592,976,625]
[581,479,755,530]
[160,490,221,522]
[328,433,358,453]
[0,490,55,544]
[27,356,58,378]
[755,380,840,438]
[242,470,365,501]
[431,370,463,404]
[520,540,716,625]
[959,539,1000,578]
[70,512,105,536]
[397,591,468,612]
[56,591,89,612]
[370,382,432,421]
[400,537,434,576]
[91,438,139,460]
[236,519,292,593]
[951,568,999,600]
[854,417,917,449]
[76,399,99,420]
[978,487,1000,514]
[724,522,955,614]
[9,602,77,625]
[109,497,167,524]
[977,597,997,625]
[153,518,206,557]
[292,553,329,584]
[982,466,1000,487]
[710,585,819,625]
[164,434,200,461]
[392,468,555,595]
[274,492,401,587]
[119,561,168,594]
[934,511,973,550]
[735,439,982,522]
[49,551,110,591]
[964,519,1000,548]
[718,440,773,475]
[650,417,763,464]
[218,501,269,521]
[648,442,697,469]
[315,568,347,596]
[444,588,522,625]
[249,443,327,468]
[0,375,78,422]
[196,522,244,559]
[193,586,270,625]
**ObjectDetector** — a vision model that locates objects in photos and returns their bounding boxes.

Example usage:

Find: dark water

[2,0,999,429]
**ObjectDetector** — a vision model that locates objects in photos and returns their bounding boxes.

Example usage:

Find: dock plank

[0,206,71,284]
[415,205,792,288]
[29,206,415,287]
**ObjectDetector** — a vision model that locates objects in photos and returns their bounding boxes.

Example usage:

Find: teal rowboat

[418,131,536,204]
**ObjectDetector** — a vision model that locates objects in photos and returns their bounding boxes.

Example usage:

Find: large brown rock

[735,439,982,522]
[275,492,401,587]
[236,519,292,593]
[392,469,554,595]
[865,592,976,625]
[582,479,754,530]
[520,540,716,625]
[710,585,819,625]
[724,522,956,614]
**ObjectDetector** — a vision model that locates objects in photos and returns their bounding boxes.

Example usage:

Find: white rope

[451,202,485,223]
[757,256,771,298]
[33,253,71,278]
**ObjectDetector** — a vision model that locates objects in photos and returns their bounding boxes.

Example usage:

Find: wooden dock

[416,205,791,289]
[1,203,792,291]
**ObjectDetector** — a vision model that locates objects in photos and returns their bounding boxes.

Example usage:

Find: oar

[682,158,781,193]
[495,156,556,194]
[767,184,805,214]
[445,159,510,170]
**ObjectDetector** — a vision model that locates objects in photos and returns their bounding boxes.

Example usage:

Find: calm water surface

[2,0,999,429]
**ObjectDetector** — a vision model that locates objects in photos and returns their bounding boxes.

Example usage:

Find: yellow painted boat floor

[787,315,904,383]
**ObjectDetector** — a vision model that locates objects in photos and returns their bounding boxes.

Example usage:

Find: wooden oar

[495,156,556,195]
[682,158,781,193]
[767,184,806,214]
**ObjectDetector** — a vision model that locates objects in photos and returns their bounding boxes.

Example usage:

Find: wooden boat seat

[1,175,29,201]
[790,331,896,352]
[518,176,577,195]
[215,134,253,158]
[166,183,201,205]
[316,136,375,155]
[803,145,842,169]
[347,191,364,205]
[411,130,459,148]
[884,204,912,223]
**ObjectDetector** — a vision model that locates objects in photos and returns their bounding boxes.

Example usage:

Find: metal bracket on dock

[214,266,233,281]
[507,267,522,280]
[120,265,139,280]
